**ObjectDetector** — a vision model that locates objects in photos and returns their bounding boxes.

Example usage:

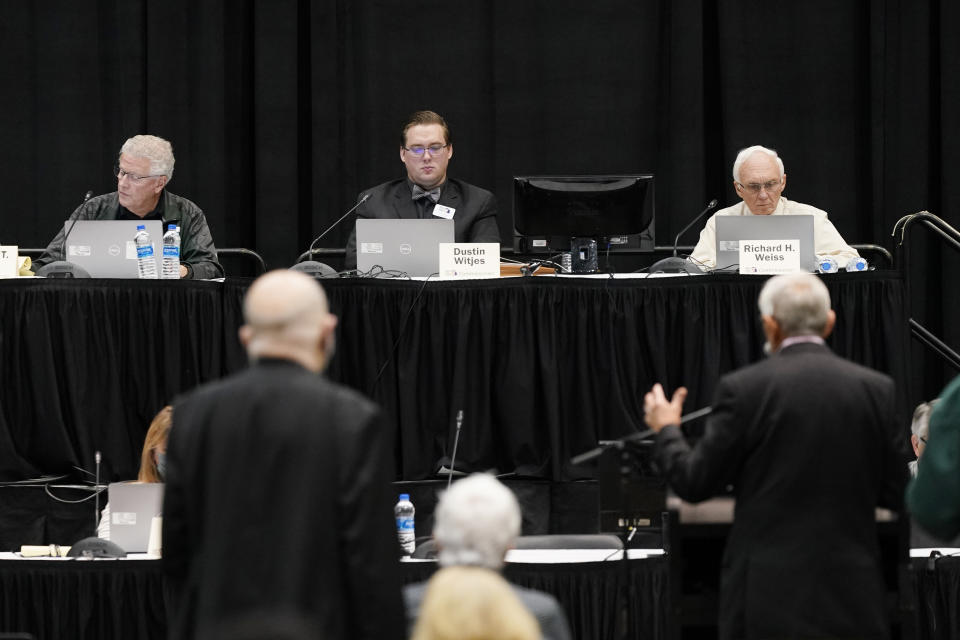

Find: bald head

[240,270,337,372]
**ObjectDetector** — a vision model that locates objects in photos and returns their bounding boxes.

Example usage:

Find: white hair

[911,399,939,439]
[120,135,175,180]
[757,273,831,337]
[433,474,521,570]
[732,145,784,183]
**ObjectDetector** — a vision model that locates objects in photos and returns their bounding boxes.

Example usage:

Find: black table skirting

[0,273,908,484]
[0,559,166,640]
[912,555,960,640]
[0,556,669,640]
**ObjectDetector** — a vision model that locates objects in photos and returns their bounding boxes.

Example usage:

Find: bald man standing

[162,271,404,640]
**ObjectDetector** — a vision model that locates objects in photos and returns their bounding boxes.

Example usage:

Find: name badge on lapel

[432,204,455,219]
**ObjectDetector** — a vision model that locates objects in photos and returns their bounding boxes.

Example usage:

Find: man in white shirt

[689,145,859,270]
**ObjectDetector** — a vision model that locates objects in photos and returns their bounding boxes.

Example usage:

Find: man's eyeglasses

[115,165,164,183]
[403,144,448,157]
[737,179,782,194]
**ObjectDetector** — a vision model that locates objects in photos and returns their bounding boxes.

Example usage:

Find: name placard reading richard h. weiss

[438,243,500,280]
[738,238,801,274]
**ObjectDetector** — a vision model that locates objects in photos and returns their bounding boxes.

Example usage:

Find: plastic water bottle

[845,257,869,272]
[817,256,839,274]
[161,224,181,279]
[395,493,415,556]
[135,224,158,279]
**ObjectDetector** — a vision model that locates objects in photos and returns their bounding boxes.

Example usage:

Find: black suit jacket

[162,359,405,640]
[655,342,907,640]
[344,178,501,270]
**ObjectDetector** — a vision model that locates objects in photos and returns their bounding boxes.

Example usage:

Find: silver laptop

[715,215,816,272]
[108,482,164,552]
[355,219,455,277]
[64,219,164,278]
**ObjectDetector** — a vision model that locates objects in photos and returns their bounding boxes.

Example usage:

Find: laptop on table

[715,215,816,272]
[355,218,455,277]
[107,482,164,553]
[64,219,164,278]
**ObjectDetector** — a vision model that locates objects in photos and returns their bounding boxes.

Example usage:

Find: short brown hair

[401,110,451,147]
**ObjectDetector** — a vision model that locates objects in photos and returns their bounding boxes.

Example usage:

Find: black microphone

[570,406,713,465]
[36,189,95,278]
[447,410,464,489]
[94,450,102,533]
[291,193,372,277]
[62,191,94,257]
[648,198,719,274]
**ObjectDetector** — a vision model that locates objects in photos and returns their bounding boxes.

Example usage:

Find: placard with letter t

[0,246,17,278]
[738,239,801,274]
[438,243,500,279]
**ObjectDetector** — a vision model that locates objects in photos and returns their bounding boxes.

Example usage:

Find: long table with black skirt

[0,553,670,640]
[0,272,909,487]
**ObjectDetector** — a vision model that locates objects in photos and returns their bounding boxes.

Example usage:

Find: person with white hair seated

[404,474,572,640]
[689,145,859,270]
[909,400,938,477]
[34,134,222,279]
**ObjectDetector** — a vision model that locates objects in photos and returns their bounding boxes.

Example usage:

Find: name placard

[438,243,500,279]
[0,246,17,278]
[738,239,801,274]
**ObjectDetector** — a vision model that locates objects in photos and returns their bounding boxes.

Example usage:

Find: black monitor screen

[512,174,655,238]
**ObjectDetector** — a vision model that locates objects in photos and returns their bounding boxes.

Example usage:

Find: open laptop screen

[65,219,164,278]
[715,215,816,272]
[355,219,455,277]
[107,482,164,553]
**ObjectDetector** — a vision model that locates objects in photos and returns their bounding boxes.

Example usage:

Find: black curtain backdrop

[0,2,958,392]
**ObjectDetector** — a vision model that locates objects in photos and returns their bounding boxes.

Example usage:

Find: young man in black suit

[344,110,501,270]
[643,272,907,640]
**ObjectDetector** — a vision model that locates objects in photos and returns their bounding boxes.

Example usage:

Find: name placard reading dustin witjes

[438,243,500,280]
[738,238,801,275]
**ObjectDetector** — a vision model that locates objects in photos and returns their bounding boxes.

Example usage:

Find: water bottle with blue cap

[845,257,869,272]
[817,256,839,274]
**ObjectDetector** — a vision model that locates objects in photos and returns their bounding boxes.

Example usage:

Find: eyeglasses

[403,144,448,157]
[115,164,164,183]
[737,179,782,194]
[920,436,928,444]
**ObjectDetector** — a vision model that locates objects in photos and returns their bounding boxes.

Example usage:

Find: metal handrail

[894,210,960,371]
[909,319,960,371]
[893,211,960,253]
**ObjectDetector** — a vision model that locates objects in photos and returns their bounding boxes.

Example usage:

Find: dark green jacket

[907,375,960,540]
[35,190,223,279]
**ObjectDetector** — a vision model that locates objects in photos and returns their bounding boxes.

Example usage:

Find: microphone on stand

[94,451,102,533]
[291,193,371,277]
[647,198,719,274]
[448,410,464,489]
[570,406,713,466]
[36,189,95,278]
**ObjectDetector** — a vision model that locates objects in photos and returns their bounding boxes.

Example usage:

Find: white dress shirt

[689,196,860,270]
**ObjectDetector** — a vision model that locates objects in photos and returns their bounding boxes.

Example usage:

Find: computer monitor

[512,174,656,255]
